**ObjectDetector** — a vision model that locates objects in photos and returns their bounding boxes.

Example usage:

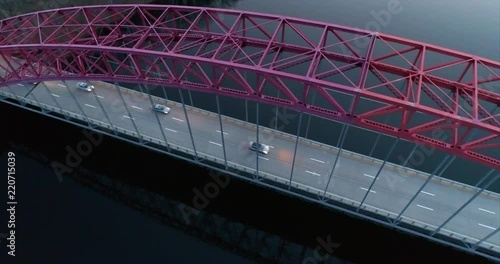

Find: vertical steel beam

[473,227,500,250]
[322,123,350,198]
[38,82,71,119]
[369,117,390,157]
[369,132,382,157]
[394,155,456,224]
[178,89,198,160]
[5,83,30,107]
[91,83,119,135]
[403,145,418,167]
[255,101,260,178]
[188,90,194,106]
[357,137,399,211]
[275,90,279,130]
[114,81,143,143]
[288,112,303,190]
[216,95,228,170]
[304,92,315,139]
[245,99,248,122]
[61,80,93,126]
[431,170,499,236]
[142,83,171,151]
[474,168,495,187]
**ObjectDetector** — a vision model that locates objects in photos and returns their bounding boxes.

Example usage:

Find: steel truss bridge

[0,5,499,262]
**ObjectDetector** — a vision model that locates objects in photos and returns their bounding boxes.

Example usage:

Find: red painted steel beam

[0,5,499,169]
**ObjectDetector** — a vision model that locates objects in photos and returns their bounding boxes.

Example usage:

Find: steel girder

[0,5,498,169]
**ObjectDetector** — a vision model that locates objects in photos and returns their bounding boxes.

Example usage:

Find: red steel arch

[0,5,499,169]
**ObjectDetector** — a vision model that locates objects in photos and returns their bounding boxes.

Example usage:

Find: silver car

[77,82,94,92]
[153,104,170,114]
[249,141,270,155]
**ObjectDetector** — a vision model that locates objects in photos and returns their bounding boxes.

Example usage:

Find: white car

[154,104,170,114]
[77,82,94,92]
[249,141,270,155]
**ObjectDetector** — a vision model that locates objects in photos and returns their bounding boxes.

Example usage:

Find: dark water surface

[0,0,498,263]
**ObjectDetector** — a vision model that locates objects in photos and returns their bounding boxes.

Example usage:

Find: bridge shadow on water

[0,103,494,263]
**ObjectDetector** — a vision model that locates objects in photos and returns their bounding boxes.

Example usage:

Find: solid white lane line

[360,187,376,194]
[164,128,177,133]
[57,84,66,87]
[416,204,434,211]
[478,208,496,214]
[305,170,320,177]
[363,174,375,179]
[216,130,228,135]
[172,117,184,122]
[84,104,96,108]
[96,95,104,99]
[421,191,435,196]
[478,223,496,230]
[131,105,143,110]
[209,141,222,147]
[259,156,269,161]
[51,93,60,97]
[310,158,325,163]
[123,115,135,120]
[17,84,24,86]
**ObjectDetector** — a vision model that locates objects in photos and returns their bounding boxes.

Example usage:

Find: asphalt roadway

[1,78,499,251]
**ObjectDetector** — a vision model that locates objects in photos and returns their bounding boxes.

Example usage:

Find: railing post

[288,112,303,190]
[178,89,198,160]
[357,137,399,211]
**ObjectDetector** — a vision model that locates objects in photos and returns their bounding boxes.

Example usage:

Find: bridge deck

[1,79,499,254]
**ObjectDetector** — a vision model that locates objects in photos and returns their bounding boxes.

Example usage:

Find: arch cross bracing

[0,5,499,169]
